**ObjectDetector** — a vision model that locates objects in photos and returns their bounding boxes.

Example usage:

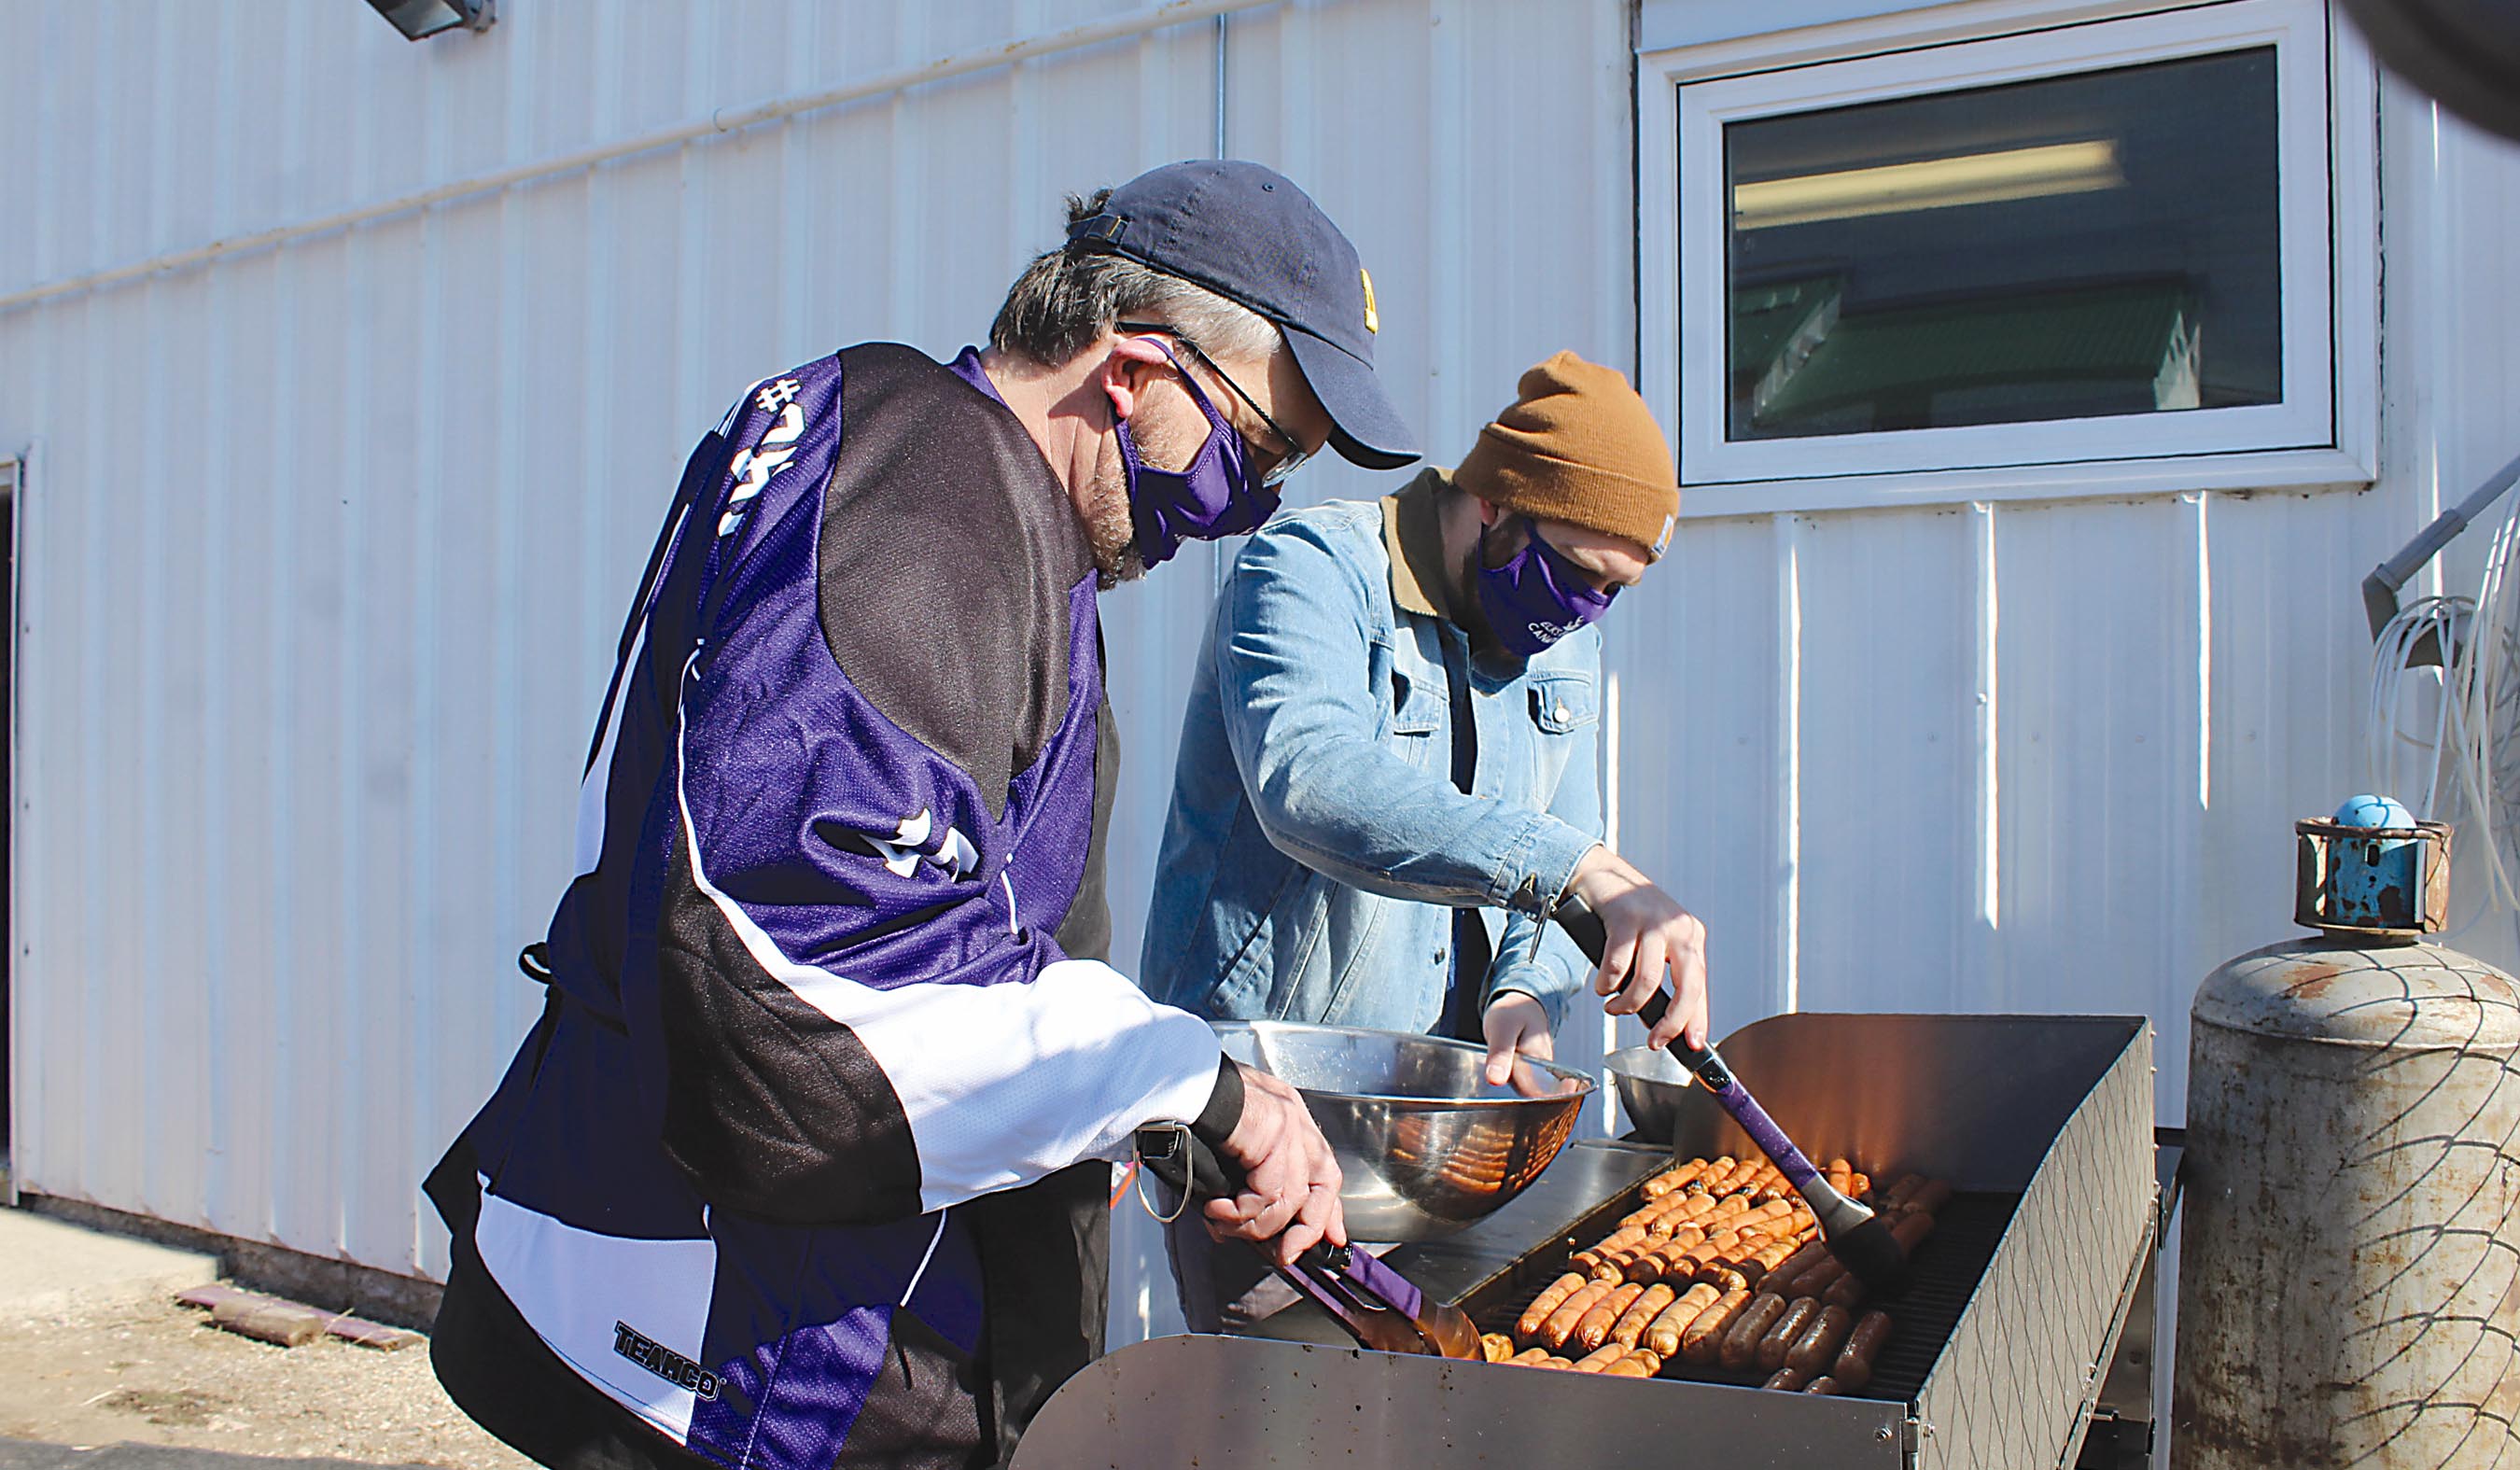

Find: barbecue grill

[1015,1013,2168,1469]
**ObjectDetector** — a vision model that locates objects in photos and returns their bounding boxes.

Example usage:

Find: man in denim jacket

[1141,351,1712,1329]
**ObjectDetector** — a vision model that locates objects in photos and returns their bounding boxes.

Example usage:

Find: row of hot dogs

[1474,1155,1950,1395]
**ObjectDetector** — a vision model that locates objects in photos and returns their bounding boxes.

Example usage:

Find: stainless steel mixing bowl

[1604,1043,1697,1143]
[1214,1021,1595,1240]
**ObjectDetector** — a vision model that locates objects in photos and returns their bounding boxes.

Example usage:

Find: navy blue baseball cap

[1067,160,1421,469]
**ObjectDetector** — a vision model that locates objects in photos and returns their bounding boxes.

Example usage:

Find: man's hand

[1568,846,1710,1053]
[1481,991,1567,1098]
[1206,1063,1347,1265]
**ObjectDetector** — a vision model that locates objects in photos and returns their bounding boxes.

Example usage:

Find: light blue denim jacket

[1138,469,1603,1036]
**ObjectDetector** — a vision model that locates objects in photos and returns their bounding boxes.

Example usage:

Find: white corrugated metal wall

[1617,0,2520,1132]
[0,0,1633,1342]
[7,0,2518,1360]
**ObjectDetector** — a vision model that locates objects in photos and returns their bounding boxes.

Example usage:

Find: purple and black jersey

[427,344,1221,1470]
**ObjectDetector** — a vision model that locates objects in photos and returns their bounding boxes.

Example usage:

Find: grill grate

[1462,1189,2022,1405]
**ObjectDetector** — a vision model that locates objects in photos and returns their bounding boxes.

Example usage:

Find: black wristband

[1190,1054,1244,1147]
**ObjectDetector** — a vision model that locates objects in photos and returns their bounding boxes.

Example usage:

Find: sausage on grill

[1758,1296,1821,1372]
[1577,1282,1646,1352]
[1572,1343,1629,1373]
[1740,1238,1800,1288]
[1760,1241,1828,1298]
[1575,1226,1649,1277]
[1610,1283,1677,1350]
[1785,1304,1856,1378]
[1542,1281,1617,1351]
[1794,1258,1847,1300]
[1644,1282,1722,1358]
[1831,1309,1895,1391]
[1681,1286,1753,1365]
[1721,1293,1789,1369]
[1517,1273,1588,1339]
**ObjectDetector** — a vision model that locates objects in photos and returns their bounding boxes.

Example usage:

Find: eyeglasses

[1115,322,1316,487]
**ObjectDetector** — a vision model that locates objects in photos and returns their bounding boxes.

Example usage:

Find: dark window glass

[1723,48,2280,441]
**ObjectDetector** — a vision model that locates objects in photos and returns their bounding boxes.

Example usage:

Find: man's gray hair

[991,189,1281,366]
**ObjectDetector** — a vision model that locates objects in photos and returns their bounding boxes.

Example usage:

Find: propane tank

[2175,796,2520,1467]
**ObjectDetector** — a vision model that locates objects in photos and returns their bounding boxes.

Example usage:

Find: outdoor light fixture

[366,0,495,41]
[1733,139,2125,231]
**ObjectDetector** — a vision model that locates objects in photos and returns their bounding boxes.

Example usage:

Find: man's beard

[1080,463,1146,591]
[1083,407,1202,590]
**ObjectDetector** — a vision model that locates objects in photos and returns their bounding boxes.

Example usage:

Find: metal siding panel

[2191,487,2378,1119]
[141,270,216,1229]
[81,288,149,1223]
[410,214,497,1281]
[1792,509,1981,1015]
[1609,516,1787,1043]
[206,253,288,1242]
[276,233,357,1258]
[16,305,79,1206]
[1992,497,2192,1027]
[339,231,404,1271]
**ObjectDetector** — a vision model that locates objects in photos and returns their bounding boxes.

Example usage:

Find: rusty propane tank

[2174,795,2520,1467]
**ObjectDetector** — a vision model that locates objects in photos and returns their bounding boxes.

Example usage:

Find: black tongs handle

[1136,1121,1238,1200]
[1552,892,1732,1087]
[1132,1125,1347,1278]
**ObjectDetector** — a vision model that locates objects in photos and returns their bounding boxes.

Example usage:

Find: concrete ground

[0,1210,529,1470]
[0,1446,433,1470]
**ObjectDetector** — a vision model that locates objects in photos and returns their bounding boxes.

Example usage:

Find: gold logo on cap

[1360,268,1379,334]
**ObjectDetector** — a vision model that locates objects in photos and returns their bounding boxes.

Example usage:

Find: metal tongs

[1134,1123,1480,1359]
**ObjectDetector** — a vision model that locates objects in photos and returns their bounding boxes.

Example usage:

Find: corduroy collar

[1381,466,1461,624]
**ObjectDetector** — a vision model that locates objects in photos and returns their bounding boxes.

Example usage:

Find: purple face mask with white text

[1475,518,1617,658]
[1116,341,1279,568]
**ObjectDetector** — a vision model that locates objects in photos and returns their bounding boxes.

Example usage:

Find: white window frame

[1639,0,2379,517]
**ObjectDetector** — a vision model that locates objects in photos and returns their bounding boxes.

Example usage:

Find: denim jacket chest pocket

[1525,670,1596,790]
[1387,660,1448,766]
[1529,672,1597,734]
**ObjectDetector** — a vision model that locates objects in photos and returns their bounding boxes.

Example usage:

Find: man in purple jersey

[425,161,1415,1470]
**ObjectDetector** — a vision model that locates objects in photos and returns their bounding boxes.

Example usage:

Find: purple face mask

[1115,341,1280,568]
[1475,519,1617,658]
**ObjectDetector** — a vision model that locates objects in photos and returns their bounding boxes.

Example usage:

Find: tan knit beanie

[1453,351,1679,559]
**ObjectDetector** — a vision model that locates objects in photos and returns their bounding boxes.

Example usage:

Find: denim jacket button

[1554,704,1571,721]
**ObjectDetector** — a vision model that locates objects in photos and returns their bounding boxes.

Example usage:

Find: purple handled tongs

[1133,1125,1480,1359]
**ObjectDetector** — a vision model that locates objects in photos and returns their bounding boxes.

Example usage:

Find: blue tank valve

[2297,793,2442,938]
